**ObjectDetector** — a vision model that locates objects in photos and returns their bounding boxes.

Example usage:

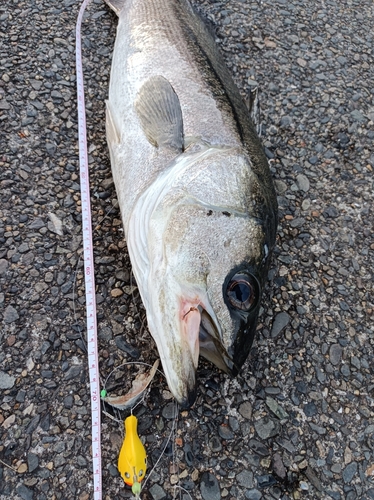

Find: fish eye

[125,472,130,478]
[138,469,144,477]
[226,273,259,311]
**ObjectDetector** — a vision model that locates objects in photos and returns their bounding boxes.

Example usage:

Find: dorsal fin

[103,0,126,16]
[135,76,184,152]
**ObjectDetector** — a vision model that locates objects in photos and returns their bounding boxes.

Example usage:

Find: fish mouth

[177,299,235,408]
[198,307,237,375]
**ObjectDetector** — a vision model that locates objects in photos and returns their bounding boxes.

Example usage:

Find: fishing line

[102,362,184,499]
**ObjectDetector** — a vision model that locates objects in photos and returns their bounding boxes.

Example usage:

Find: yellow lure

[118,415,147,487]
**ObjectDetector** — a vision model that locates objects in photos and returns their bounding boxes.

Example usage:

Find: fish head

[129,145,277,406]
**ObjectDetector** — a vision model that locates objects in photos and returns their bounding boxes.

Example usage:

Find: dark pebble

[27,452,39,473]
[3,305,19,323]
[26,415,41,434]
[330,344,343,366]
[183,443,194,466]
[40,413,50,432]
[149,484,167,500]
[16,390,26,403]
[323,206,339,218]
[248,439,269,456]
[304,402,318,417]
[114,336,140,359]
[108,464,119,477]
[63,395,74,409]
[342,462,357,483]
[256,474,277,489]
[64,365,83,380]
[272,453,286,479]
[16,484,34,500]
[28,218,45,229]
[200,472,221,500]
[304,466,323,491]
[218,424,234,440]
[162,402,178,419]
[236,469,253,488]
[271,312,290,337]
[209,436,222,452]
[245,489,262,500]
[254,417,281,440]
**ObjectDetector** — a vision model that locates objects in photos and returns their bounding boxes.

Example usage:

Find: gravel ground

[1,0,373,499]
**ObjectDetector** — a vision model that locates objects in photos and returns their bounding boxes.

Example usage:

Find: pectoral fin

[135,76,184,152]
[103,0,126,16]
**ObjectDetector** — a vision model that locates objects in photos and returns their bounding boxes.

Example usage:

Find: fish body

[118,415,147,486]
[105,0,278,407]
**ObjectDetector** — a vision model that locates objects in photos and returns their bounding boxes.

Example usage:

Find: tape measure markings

[75,1,102,498]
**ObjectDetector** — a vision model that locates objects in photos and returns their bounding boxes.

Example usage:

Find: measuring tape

[75,1,102,498]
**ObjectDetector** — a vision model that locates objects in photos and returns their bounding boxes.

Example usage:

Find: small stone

[162,402,178,419]
[236,470,253,488]
[7,334,16,346]
[342,462,358,483]
[271,312,290,338]
[218,425,234,440]
[265,397,289,420]
[115,337,140,359]
[64,365,83,380]
[27,453,39,473]
[3,305,19,323]
[63,395,74,409]
[256,474,277,489]
[350,110,366,123]
[303,402,318,417]
[239,401,252,419]
[209,436,222,452]
[274,179,287,194]
[2,414,16,429]
[14,459,26,476]
[254,417,281,439]
[0,371,16,389]
[323,206,339,218]
[329,344,343,366]
[304,466,323,491]
[272,453,286,479]
[248,439,269,456]
[16,484,34,500]
[26,414,41,434]
[200,472,220,500]
[0,259,9,275]
[149,484,167,500]
[29,218,45,229]
[245,490,262,500]
[296,174,310,192]
[111,288,123,297]
[302,199,311,210]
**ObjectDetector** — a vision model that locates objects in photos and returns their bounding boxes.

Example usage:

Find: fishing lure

[118,415,147,491]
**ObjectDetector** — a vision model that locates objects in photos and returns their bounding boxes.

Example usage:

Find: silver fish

[104,0,277,407]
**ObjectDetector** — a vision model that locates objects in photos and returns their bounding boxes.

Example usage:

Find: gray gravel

[1,0,373,499]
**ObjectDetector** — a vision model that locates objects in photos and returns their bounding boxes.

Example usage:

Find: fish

[104,0,278,407]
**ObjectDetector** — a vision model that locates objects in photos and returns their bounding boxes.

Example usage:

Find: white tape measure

[75,1,102,498]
